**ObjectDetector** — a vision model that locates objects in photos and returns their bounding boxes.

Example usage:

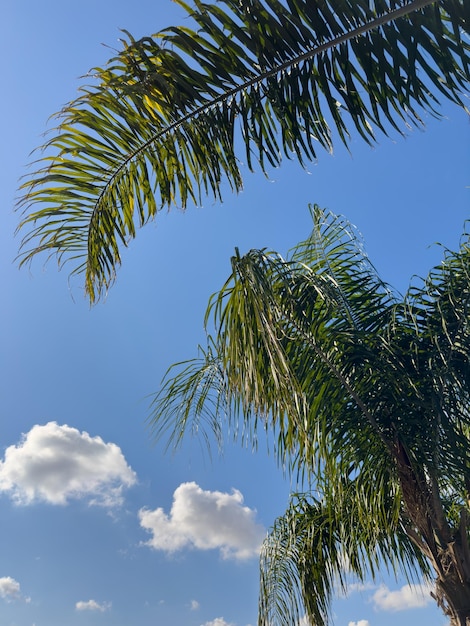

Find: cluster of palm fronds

[152,206,470,625]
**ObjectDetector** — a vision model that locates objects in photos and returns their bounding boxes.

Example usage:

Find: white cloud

[0,576,21,601]
[348,621,370,626]
[139,481,265,560]
[372,583,433,612]
[75,599,111,612]
[346,582,376,595]
[191,599,200,610]
[201,619,234,626]
[0,422,136,507]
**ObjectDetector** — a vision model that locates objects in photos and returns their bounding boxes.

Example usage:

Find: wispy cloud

[75,599,111,612]
[0,422,136,507]
[191,599,200,610]
[201,619,234,626]
[139,481,265,560]
[345,582,376,595]
[348,621,370,626]
[372,583,433,612]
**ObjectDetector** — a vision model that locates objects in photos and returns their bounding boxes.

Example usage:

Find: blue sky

[2,1,469,625]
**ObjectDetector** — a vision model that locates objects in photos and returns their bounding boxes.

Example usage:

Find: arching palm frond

[259,478,430,626]
[16,0,470,301]
[150,340,227,455]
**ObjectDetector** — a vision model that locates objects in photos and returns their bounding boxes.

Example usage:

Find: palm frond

[290,205,398,332]
[259,480,430,626]
[16,0,470,301]
[149,341,227,454]
[398,227,470,479]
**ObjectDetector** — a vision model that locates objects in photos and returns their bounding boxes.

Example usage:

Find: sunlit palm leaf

[17,0,470,301]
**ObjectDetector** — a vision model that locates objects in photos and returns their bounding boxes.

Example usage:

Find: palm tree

[152,206,470,625]
[16,0,470,302]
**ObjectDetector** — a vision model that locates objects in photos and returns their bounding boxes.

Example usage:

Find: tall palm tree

[16,0,470,302]
[152,206,470,625]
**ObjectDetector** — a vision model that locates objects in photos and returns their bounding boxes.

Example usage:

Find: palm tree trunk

[433,504,470,625]
[393,440,470,624]
[434,560,470,626]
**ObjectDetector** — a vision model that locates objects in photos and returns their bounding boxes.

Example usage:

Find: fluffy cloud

[0,577,21,601]
[76,599,111,612]
[348,621,370,626]
[372,583,433,611]
[201,619,234,626]
[0,422,136,507]
[139,481,265,560]
[191,599,200,610]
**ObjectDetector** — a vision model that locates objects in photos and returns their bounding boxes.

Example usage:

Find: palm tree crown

[152,206,470,625]
[16,0,470,301]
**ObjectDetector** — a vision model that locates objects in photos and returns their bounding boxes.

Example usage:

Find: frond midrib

[87,0,438,266]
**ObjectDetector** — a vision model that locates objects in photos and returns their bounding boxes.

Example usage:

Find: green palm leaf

[259,483,430,626]
[17,0,470,301]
